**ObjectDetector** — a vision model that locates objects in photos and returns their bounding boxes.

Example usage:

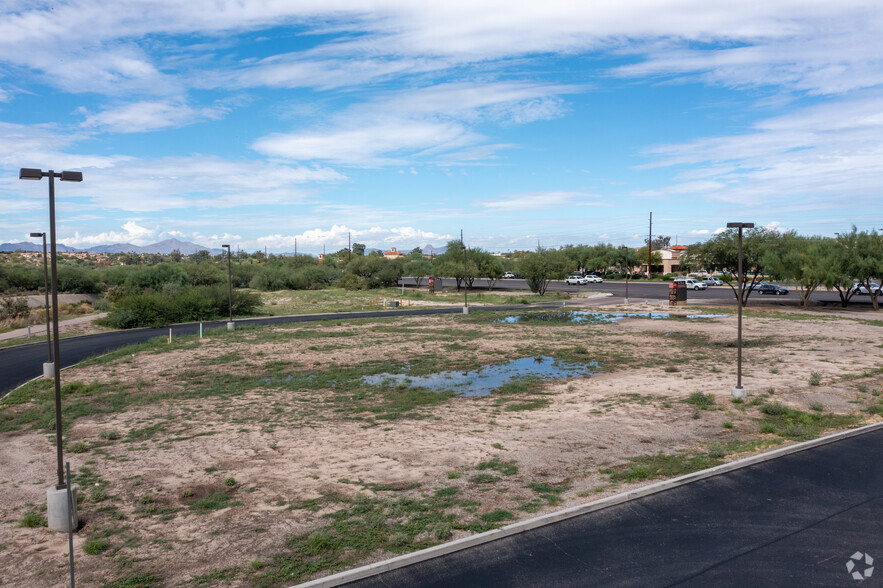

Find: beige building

[384,247,405,260]
[639,245,688,275]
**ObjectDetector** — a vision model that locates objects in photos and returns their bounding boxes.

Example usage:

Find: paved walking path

[0,312,108,342]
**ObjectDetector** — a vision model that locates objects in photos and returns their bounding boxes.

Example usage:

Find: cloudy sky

[2,1,881,253]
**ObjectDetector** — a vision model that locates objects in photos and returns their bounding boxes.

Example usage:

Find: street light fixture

[726,222,754,398]
[20,168,83,533]
[222,244,234,331]
[30,232,53,373]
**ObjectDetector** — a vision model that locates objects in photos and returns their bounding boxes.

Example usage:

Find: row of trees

[4,228,880,307]
[681,227,883,309]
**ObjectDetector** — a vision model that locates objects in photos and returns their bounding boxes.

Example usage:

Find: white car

[565,275,588,285]
[502,272,516,279]
[674,277,707,290]
[584,274,604,283]
[851,282,882,295]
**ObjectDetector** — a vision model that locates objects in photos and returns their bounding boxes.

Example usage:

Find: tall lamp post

[30,232,53,375]
[621,245,630,304]
[20,168,83,533]
[461,230,468,314]
[222,244,234,331]
[726,222,754,398]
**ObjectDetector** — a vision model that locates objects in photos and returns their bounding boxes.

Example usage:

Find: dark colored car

[756,283,789,295]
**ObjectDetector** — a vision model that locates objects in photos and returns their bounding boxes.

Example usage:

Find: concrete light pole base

[731,386,747,399]
[46,485,78,532]
[623,298,629,304]
[227,322,236,331]
[43,362,55,379]
[462,307,469,315]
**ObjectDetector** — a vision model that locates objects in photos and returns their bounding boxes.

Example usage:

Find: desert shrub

[761,402,788,416]
[0,297,29,319]
[125,263,189,292]
[19,511,46,528]
[57,266,101,293]
[101,285,261,328]
[687,391,715,409]
[182,262,225,286]
[3,265,43,291]
[337,274,369,290]
[250,266,295,291]
[231,264,259,288]
[105,284,131,302]
[93,298,111,311]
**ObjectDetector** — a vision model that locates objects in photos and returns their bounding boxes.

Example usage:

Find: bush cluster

[100,285,262,329]
[0,297,29,320]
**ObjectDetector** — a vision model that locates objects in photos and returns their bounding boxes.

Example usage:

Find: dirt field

[1,300,881,587]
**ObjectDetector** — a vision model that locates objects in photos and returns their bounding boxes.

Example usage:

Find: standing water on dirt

[496,311,729,324]
[361,355,598,397]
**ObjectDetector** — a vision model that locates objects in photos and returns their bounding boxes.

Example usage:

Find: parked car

[701,276,723,286]
[673,277,707,290]
[755,283,789,295]
[850,282,882,295]
[502,272,516,279]
[565,275,588,285]
[585,274,603,283]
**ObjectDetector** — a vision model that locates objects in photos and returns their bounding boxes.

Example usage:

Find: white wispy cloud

[477,191,601,211]
[639,92,883,206]
[4,2,875,99]
[80,100,229,133]
[255,225,452,251]
[251,82,579,165]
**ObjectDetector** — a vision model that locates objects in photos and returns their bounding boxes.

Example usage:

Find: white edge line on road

[294,419,883,588]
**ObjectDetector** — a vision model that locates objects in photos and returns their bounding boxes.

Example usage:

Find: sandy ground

[0,300,880,587]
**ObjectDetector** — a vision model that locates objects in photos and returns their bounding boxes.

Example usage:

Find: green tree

[763,233,824,308]
[404,254,433,288]
[517,247,569,295]
[477,251,503,290]
[838,227,883,311]
[351,243,366,257]
[682,227,783,305]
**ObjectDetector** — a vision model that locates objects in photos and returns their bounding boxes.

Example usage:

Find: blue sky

[1,1,881,254]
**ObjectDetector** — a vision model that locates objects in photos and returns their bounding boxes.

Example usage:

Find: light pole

[726,222,754,398]
[30,232,53,374]
[461,230,468,314]
[621,245,630,304]
[20,168,83,533]
[222,244,234,331]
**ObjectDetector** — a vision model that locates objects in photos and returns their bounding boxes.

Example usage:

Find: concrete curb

[294,419,883,588]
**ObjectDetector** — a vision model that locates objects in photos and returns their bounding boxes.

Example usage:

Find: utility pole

[348,232,351,263]
[648,212,653,278]
[294,238,297,257]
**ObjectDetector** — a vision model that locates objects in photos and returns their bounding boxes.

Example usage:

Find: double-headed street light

[222,244,234,330]
[29,232,53,371]
[726,222,754,398]
[20,168,83,533]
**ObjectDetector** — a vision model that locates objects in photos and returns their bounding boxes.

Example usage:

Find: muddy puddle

[360,355,598,397]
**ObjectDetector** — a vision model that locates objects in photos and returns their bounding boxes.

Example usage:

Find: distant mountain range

[0,238,221,255]
[1,239,447,256]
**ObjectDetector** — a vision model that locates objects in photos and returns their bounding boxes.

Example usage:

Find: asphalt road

[0,302,568,398]
[408,278,878,307]
[345,427,883,587]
